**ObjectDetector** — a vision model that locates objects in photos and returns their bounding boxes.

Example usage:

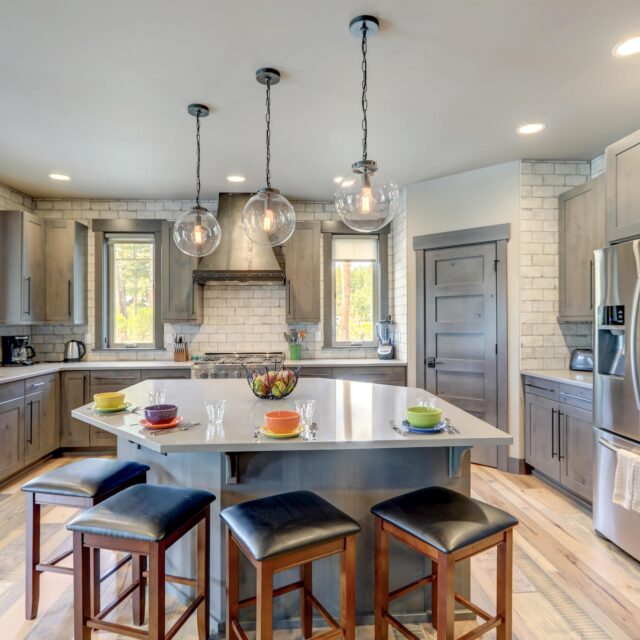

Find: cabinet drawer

[25,375,51,395]
[0,380,25,403]
[559,393,593,413]
[559,383,593,403]
[298,367,333,378]
[90,370,141,385]
[523,377,559,401]
[140,369,191,380]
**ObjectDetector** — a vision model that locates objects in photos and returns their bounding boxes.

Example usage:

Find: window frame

[92,219,164,351]
[322,221,390,348]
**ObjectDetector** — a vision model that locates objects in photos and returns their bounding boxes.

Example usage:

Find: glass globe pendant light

[335,16,399,233]
[173,104,221,257]
[242,68,296,246]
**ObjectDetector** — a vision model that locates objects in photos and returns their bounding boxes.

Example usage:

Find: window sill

[92,347,167,352]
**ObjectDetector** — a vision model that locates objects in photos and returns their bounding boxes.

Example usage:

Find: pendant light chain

[265,78,272,189]
[361,23,369,162]
[195,110,201,208]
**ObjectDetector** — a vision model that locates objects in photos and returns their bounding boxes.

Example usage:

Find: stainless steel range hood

[193,193,284,285]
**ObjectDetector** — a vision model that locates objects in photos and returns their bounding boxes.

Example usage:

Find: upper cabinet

[44,220,88,324]
[0,211,45,324]
[161,221,203,323]
[558,176,605,321]
[606,128,640,243]
[285,221,321,323]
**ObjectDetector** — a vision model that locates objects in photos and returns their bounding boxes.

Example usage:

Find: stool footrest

[454,592,493,622]
[310,628,343,640]
[231,619,249,640]
[382,612,421,640]
[239,579,304,609]
[87,618,147,640]
[307,592,340,631]
[95,579,142,621]
[35,562,73,576]
[165,593,204,640]
[389,573,435,602]
[457,615,501,640]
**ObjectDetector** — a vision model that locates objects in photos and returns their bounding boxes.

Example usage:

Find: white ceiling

[2,0,640,200]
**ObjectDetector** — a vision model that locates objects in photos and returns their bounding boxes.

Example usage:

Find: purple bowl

[144,404,178,423]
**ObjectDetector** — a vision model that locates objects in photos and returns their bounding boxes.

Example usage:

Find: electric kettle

[64,339,86,362]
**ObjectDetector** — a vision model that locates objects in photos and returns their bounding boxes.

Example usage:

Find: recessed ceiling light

[516,123,546,135]
[49,173,71,181]
[612,36,640,57]
[334,176,343,183]
[226,175,246,183]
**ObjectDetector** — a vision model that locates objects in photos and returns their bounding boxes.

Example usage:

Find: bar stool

[371,487,518,640]
[221,490,361,640]
[67,483,215,640]
[21,457,149,619]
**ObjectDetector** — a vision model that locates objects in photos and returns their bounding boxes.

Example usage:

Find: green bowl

[406,406,443,428]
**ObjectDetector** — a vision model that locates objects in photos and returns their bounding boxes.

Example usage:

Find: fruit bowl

[244,366,302,400]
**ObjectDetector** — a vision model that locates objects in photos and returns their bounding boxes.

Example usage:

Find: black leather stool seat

[21,458,149,498]
[371,486,518,554]
[221,490,361,560]
[67,484,215,542]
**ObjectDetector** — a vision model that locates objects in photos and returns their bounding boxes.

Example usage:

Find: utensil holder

[289,344,301,361]
[174,345,189,362]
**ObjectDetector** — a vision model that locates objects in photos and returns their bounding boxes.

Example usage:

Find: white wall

[405,161,522,455]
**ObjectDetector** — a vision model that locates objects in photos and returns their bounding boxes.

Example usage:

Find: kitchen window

[93,220,163,350]
[323,223,389,348]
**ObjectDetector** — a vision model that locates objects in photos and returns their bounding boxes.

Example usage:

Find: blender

[375,315,395,360]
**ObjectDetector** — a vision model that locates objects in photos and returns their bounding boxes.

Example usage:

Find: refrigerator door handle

[630,276,640,410]
[598,438,640,456]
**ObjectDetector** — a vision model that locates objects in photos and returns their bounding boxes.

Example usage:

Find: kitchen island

[72,377,512,633]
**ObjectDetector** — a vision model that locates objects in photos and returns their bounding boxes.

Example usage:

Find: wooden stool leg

[90,548,101,616]
[436,552,455,640]
[73,532,91,640]
[148,544,166,640]
[496,528,513,640]
[374,519,389,640]
[430,559,438,630]
[226,529,239,640]
[256,561,273,640]
[132,554,146,626]
[301,562,313,638]
[25,493,40,620]
[341,535,356,640]
[197,513,210,640]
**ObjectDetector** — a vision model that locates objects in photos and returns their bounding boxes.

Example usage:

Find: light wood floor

[1,458,639,639]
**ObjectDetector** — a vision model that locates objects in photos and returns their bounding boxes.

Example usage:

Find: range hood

[193,193,285,285]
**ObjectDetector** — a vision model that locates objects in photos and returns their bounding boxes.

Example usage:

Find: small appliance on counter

[63,339,86,362]
[375,315,395,360]
[569,348,593,372]
[1,335,37,366]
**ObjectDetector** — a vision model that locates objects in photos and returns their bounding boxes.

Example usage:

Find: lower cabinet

[298,365,407,386]
[0,382,25,481]
[24,374,59,465]
[60,371,91,447]
[524,376,594,503]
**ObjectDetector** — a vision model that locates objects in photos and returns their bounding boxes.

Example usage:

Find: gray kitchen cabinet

[524,375,594,503]
[297,365,407,386]
[606,127,640,243]
[297,367,333,379]
[140,368,191,380]
[0,211,45,324]
[60,371,90,446]
[24,374,59,465]
[162,221,203,323]
[44,220,88,324]
[558,176,605,321]
[0,382,25,482]
[285,222,321,323]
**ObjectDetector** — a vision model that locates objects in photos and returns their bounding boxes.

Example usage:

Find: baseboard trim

[507,457,527,474]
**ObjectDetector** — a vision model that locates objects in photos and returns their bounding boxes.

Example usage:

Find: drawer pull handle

[525,383,555,393]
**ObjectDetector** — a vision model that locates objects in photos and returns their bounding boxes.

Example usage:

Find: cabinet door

[559,402,594,503]
[35,374,59,455]
[0,396,24,481]
[525,393,560,481]
[22,213,45,322]
[162,221,203,323]
[285,222,320,323]
[60,372,90,446]
[606,128,640,242]
[24,390,44,465]
[558,177,604,321]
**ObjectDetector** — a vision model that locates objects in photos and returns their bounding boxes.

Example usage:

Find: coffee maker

[1,335,36,366]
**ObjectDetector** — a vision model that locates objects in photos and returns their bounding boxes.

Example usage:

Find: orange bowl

[264,410,300,434]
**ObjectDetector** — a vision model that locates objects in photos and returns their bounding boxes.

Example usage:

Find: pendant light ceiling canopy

[242,68,296,247]
[335,15,400,233]
[173,103,222,257]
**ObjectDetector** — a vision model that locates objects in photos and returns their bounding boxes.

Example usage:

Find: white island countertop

[72,378,511,454]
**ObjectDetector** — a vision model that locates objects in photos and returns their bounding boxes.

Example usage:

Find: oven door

[593,427,640,560]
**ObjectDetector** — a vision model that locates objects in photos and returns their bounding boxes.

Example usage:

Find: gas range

[191,352,285,379]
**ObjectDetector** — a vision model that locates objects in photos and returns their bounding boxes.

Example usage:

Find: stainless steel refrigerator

[593,241,640,561]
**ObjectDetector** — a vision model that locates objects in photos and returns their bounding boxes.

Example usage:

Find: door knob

[426,357,442,368]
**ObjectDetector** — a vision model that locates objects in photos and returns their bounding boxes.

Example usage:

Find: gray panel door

[424,242,498,467]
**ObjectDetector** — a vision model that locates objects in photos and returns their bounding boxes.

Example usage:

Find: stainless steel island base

[118,439,472,635]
